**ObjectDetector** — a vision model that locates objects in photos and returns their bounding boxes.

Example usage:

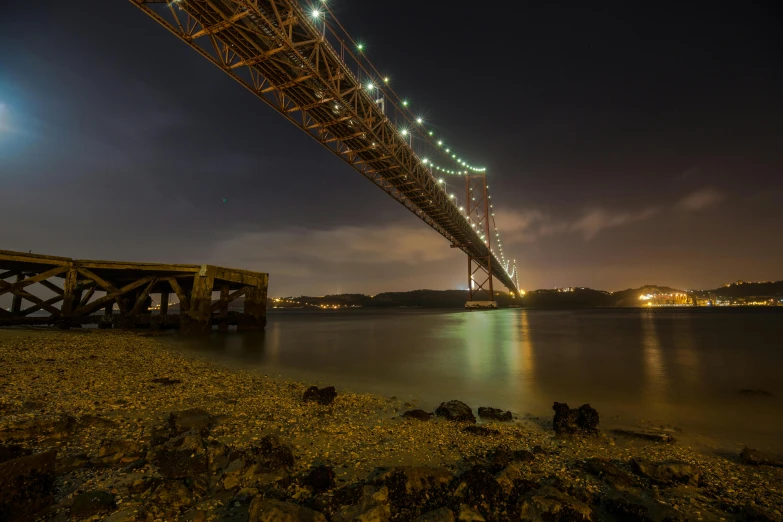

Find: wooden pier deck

[0,250,267,331]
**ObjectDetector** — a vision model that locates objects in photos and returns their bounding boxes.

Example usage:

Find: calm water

[165,308,783,453]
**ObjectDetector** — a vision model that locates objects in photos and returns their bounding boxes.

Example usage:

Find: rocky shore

[1,329,781,521]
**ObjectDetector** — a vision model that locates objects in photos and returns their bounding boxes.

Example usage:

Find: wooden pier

[0,250,268,332]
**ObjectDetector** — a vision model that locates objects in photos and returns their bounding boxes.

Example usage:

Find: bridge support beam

[465,173,497,309]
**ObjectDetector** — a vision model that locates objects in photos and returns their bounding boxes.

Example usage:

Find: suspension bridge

[129,0,521,305]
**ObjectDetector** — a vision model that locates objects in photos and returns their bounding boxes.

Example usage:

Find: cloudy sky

[1,1,781,296]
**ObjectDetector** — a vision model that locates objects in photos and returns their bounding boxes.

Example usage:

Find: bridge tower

[464,173,497,309]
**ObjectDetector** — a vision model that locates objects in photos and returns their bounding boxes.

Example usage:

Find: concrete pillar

[238,274,267,331]
[182,265,215,333]
[11,274,23,315]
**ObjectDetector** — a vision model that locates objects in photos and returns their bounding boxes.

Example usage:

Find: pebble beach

[1,328,781,521]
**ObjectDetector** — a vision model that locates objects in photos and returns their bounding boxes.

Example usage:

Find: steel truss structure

[129,0,519,296]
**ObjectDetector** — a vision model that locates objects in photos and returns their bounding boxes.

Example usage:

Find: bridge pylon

[464,173,497,310]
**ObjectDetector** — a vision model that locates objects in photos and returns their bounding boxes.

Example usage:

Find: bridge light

[311,8,321,18]
[428,131,433,136]
[439,179,444,183]
[402,100,408,107]
[437,141,443,146]
[401,129,408,135]
[357,43,364,51]
[450,194,455,199]
[416,117,423,124]
[366,82,375,90]
[384,77,389,83]
[445,148,450,152]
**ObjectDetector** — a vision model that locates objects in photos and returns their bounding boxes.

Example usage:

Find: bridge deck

[0,250,267,331]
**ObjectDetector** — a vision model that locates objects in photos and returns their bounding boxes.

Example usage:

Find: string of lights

[306,1,487,175]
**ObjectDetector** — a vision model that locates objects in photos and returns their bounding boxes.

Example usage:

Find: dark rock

[207,440,232,473]
[740,447,783,467]
[453,466,503,505]
[0,414,76,442]
[249,498,327,522]
[77,415,118,429]
[611,429,675,444]
[462,425,500,436]
[477,407,512,421]
[494,462,538,495]
[413,507,455,522]
[304,464,336,493]
[0,444,31,465]
[128,476,161,495]
[151,480,193,510]
[602,489,685,522]
[457,504,486,521]
[738,389,773,397]
[333,485,390,522]
[402,409,433,421]
[303,386,337,406]
[517,486,593,521]
[630,459,700,486]
[582,458,637,490]
[376,466,454,501]
[70,491,116,518]
[0,450,57,521]
[154,429,207,479]
[742,502,782,522]
[56,454,91,474]
[486,447,535,471]
[167,408,213,436]
[249,434,295,471]
[435,400,476,423]
[151,377,182,385]
[552,402,599,435]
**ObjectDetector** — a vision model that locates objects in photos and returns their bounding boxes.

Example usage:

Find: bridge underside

[129,0,519,295]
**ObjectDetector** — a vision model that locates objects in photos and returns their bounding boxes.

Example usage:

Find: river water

[165,308,783,453]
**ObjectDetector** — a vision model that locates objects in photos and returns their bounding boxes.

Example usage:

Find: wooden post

[59,267,78,328]
[183,265,215,333]
[218,284,229,332]
[11,274,23,315]
[238,274,268,331]
[160,291,169,316]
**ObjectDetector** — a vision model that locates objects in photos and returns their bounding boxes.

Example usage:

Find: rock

[0,444,31,464]
[151,480,193,509]
[207,440,232,473]
[413,507,455,522]
[303,386,337,406]
[738,388,773,397]
[0,450,56,520]
[742,502,783,522]
[154,429,207,479]
[78,415,118,429]
[333,485,391,522]
[56,453,91,474]
[70,491,116,518]
[167,408,213,436]
[740,447,783,467]
[435,400,476,423]
[630,459,700,486]
[552,402,599,435]
[151,377,182,385]
[611,429,675,443]
[463,425,499,436]
[582,458,637,490]
[601,489,685,522]
[303,464,336,492]
[402,409,433,421]
[249,434,295,471]
[95,439,146,465]
[453,466,503,505]
[0,414,76,442]
[517,486,593,521]
[486,447,534,470]
[378,466,454,499]
[458,504,486,521]
[477,407,512,421]
[249,498,327,522]
[494,461,535,495]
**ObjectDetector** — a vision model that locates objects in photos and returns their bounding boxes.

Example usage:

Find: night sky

[1,1,781,296]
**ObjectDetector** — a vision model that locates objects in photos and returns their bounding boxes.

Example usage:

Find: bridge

[129,0,521,304]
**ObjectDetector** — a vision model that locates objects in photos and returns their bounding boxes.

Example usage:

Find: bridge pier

[0,250,268,332]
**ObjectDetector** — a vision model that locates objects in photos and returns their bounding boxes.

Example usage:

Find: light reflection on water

[163,308,783,453]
